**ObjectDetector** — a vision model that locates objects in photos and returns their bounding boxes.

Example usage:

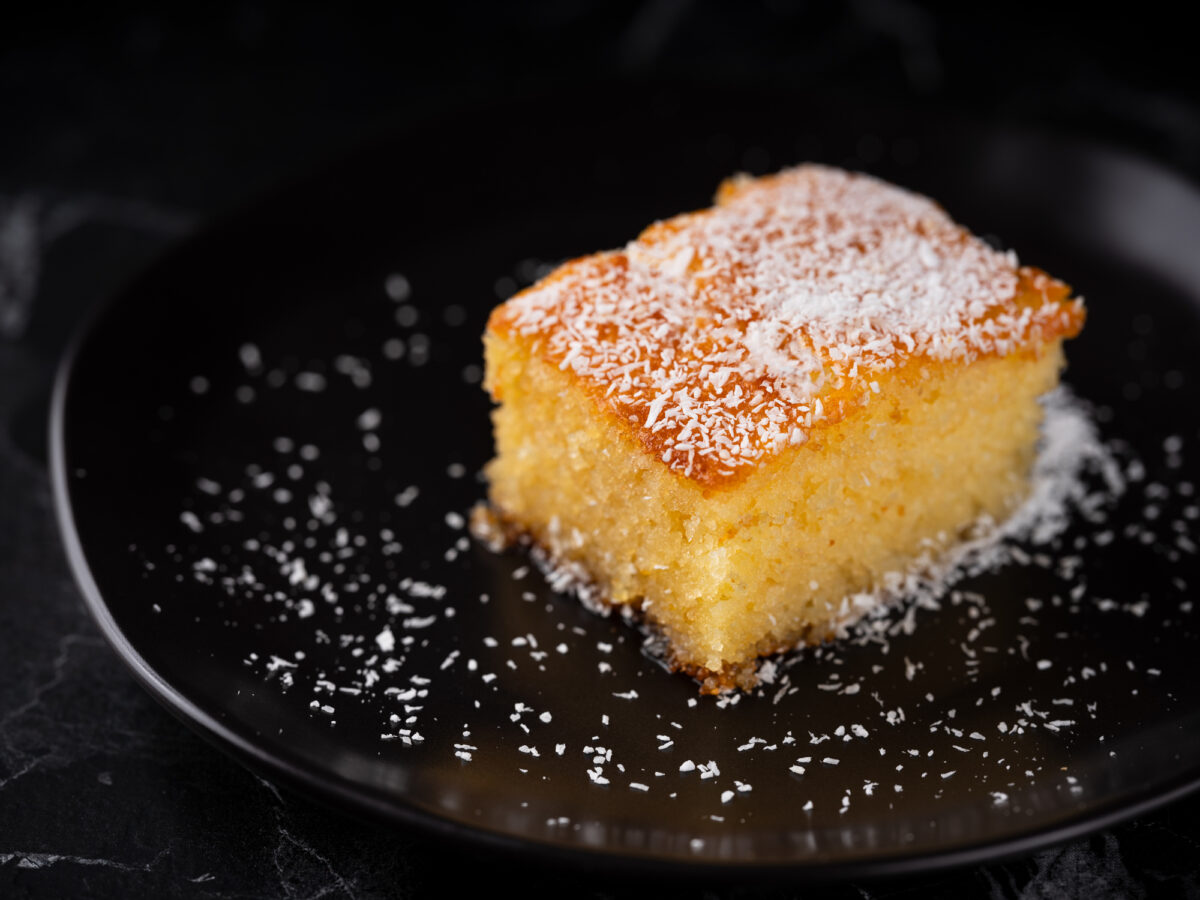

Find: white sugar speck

[385,273,412,302]
[295,372,326,392]
[375,627,395,653]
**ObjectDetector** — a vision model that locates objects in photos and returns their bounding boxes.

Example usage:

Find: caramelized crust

[487,166,1084,488]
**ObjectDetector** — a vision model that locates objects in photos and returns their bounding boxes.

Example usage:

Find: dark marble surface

[4,4,1200,897]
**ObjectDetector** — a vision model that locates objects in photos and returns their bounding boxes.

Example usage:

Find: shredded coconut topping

[492,165,1084,482]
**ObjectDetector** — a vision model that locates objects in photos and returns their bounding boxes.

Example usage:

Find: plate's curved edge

[48,274,1200,884]
[43,299,554,856]
[42,119,1200,881]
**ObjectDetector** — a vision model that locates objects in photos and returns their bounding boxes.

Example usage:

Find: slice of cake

[478,165,1085,692]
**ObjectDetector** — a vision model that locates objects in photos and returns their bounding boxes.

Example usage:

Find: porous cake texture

[480,165,1085,692]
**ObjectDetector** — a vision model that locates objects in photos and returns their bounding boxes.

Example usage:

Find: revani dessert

[478,165,1085,693]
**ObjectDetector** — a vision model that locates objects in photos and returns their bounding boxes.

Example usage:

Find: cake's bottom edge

[470,501,857,694]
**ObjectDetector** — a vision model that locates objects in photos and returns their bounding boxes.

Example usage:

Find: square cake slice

[479,165,1085,692]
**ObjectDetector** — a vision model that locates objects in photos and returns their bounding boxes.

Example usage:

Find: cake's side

[479,164,1085,691]
[483,322,1069,691]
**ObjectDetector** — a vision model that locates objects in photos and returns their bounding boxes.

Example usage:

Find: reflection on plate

[52,96,1200,877]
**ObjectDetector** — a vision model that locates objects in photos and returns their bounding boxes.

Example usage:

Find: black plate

[51,94,1200,878]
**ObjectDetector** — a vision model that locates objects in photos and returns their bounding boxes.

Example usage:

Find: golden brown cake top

[488,165,1085,486]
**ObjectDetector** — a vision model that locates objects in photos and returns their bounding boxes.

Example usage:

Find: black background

[3,2,1200,897]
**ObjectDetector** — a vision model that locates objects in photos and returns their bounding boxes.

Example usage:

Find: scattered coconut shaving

[140,262,1197,847]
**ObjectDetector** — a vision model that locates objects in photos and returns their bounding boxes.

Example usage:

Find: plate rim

[47,114,1200,880]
